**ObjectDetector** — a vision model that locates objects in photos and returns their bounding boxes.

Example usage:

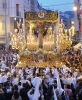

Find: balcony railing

[16,11,21,17]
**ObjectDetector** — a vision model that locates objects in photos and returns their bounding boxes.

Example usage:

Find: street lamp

[73,6,80,42]
[73,6,82,42]
[73,6,77,11]
[71,21,74,25]
[14,17,16,21]
[4,0,7,50]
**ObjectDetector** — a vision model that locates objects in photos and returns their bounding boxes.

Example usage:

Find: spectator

[11,90,22,100]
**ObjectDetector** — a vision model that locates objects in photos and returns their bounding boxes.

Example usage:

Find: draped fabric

[32,77,42,100]
[55,69,64,95]
[53,87,58,100]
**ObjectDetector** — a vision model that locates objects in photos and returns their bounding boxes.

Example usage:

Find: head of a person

[33,72,36,78]
[55,89,59,96]
[18,82,21,86]
[64,84,67,89]
[39,84,43,91]
[3,82,7,88]
[23,83,26,88]
[13,90,19,99]
[24,75,26,80]
[37,73,40,77]
[2,70,5,75]
[6,83,10,89]
[64,90,69,96]
[50,73,53,78]
[30,88,35,95]
[43,77,48,84]
[13,85,18,91]
[66,84,71,89]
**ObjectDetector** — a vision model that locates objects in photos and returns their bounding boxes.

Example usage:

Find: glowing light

[71,21,74,24]
[73,6,77,11]
[14,17,16,20]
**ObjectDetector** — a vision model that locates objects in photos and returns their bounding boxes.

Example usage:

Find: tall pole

[4,0,7,50]
[80,14,82,42]
[80,1,82,42]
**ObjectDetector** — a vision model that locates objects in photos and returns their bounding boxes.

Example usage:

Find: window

[16,4,19,16]
[3,2,7,11]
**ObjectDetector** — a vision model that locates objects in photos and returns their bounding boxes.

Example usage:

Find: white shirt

[11,68,15,74]
[20,79,27,84]
[1,63,7,69]
[7,87,12,93]
[18,85,22,92]
[63,77,69,84]
[48,78,54,85]
[18,69,22,75]
[73,72,78,78]
[70,77,76,88]
[27,89,34,100]
[12,77,19,85]
[0,75,7,83]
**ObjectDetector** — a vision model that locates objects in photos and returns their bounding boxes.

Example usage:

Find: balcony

[16,11,21,17]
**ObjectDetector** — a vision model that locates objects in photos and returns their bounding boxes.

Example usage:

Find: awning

[73,43,82,50]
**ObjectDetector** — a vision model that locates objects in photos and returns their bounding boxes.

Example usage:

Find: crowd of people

[62,47,82,71]
[0,47,82,100]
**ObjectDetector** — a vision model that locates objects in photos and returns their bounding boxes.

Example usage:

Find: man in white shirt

[1,62,7,69]
[12,74,19,86]
[27,88,35,100]
[0,70,7,84]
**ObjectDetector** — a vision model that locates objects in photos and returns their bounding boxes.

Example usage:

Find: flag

[53,87,58,100]
[80,10,82,14]
[55,69,64,95]
[80,25,82,33]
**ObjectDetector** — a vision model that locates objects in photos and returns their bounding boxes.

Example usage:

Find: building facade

[0,0,40,48]
[60,11,75,29]
[74,0,82,41]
